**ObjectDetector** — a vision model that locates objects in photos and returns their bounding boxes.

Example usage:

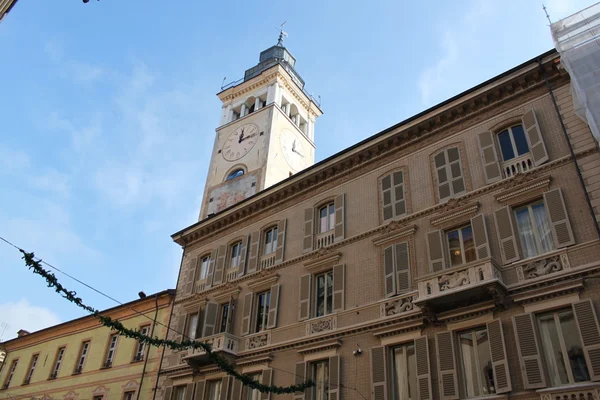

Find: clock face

[280,129,306,172]
[222,123,259,161]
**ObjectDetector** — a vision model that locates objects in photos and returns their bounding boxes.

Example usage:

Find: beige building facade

[0,290,175,400]
[158,47,600,400]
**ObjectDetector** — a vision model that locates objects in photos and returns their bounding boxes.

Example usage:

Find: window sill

[536,382,600,393]
[131,359,144,364]
[460,395,507,400]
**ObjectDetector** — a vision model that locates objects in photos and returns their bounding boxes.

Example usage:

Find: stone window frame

[132,323,151,362]
[303,194,346,253]
[2,357,18,389]
[102,333,118,369]
[73,339,92,375]
[429,142,471,204]
[50,345,68,378]
[223,163,248,182]
[377,166,412,224]
[23,352,40,385]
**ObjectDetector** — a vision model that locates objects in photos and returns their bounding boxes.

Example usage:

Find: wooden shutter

[164,386,172,400]
[238,235,249,277]
[329,355,340,400]
[261,369,273,400]
[513,313,546,389]
[522,109,549,166]
[184,383,195,400]
[174,314,186,342]
[267,284,280,329]
[435,331,458,400]
[370,346,387,400]
[275,219,287,264]
[298,274,312,321]
[184,257,198,295]
[544,189,575,248]
[294,362,306,400]
[381,174,394,221]
[395,242,410,293]
[230,378,241,400]
[470,214,491,259]
[334,194,345,242]
[415,336,432,400]
[303,208,314,253]
[477,131,502,183]
[241,292,254,335]
[447,147,465,196]
[494,206,520,264]
[212,245,227,285]
[382,172,406,221]
[193,381,205,400]
[247,231,260,274]
[205,249,218,288]
[486,319,512,393]
[427,230,446,272]
[202,302,218,338]
[383,245,396,298]
[219,377,231,400]
[434,151,451,201]
[333,264,345,312]
[573,299,600,381]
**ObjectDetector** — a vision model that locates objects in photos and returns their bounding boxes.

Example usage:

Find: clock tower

[199,35,322,220]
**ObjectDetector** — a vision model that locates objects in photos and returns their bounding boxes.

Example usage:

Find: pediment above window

[372,223,417,246]
[247,274,279,292]
[213,287,241,303]
[494,175,551,206]
[303,249,342,273]
[429,200,479,229]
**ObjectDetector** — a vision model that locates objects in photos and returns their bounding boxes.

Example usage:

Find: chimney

[17,329,30,338]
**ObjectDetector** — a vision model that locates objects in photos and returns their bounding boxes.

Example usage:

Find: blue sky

[0,0,594,340]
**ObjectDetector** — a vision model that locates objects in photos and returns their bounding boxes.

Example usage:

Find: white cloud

[0,147,30,172]
[418,32,458,106]
[0,299,61,341]
[28,169,71,198]
[44,40,104,84]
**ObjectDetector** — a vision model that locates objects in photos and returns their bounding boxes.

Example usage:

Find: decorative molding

[494,175,551,205]
[372,318,424,339]
[247,275,279,292]
[303,250,342,272]
[236,354,273,368]
[512,278,584,305]
[182,299,207,313]
[380,294,419,317]
[429,200,480,229]
[245,332,271,350]
[296,339,342,355]
[305,315,337,335]
[372,223,417,246]
[436,301,496,324]
[213,288,241,304]
[517,254,569,281]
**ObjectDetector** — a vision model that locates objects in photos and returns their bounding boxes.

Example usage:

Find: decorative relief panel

[380,295,418,317]
[539,387,599,400]
[246,332,271,350]
[516,253,570,281]
[305,315,337,335]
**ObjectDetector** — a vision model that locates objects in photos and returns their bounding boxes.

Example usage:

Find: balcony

[537,382,600,400]
[316,230,334,249]
[414,260,506,313]
[226,267,240,282]
[260,253,276,269]
[503,153,533,178]
[182,332,239,367]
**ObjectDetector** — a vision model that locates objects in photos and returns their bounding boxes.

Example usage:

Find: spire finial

[277,21,288,45]
[542,4,552,24]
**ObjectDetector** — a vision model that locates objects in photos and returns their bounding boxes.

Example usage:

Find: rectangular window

[24,354,38,384]
[246,373,261,400]
[219,303,230,333]
[537,308,590,386]
[105,334,118,367]
[187,313,200,340]
[3,360,18,388]
[230,242,242,268]
[199,255,211,280]
[75,341,90,373]
[207,380,222,400]
[134,326,150,361]
[319,203,335,233]
[498,125,529,162]
[173,385,186,400]
[435,147,465,200]
[457,327,495,397]
[255,291,271,333]
[315,271,334,317]
[312,360,330,400]
[123,392,134,400]
[264,226,279,255]
[514,200,555,259]
[446,224,476,267]
[51,347,65,378]
[93,396,103,400]
[391,343,417,400]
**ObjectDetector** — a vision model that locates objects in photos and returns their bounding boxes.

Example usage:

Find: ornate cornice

[303,250,342,272]
[372,223,417,246]
[296,339,342,355]
[247,275,279,292]
[494,175,552,205]
[429,200,480,229]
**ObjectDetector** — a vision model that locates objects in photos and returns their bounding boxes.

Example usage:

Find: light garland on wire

[20,250,314,394]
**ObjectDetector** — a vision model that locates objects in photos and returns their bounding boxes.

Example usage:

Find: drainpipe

[540,58,600,239]
[137,293,159,400]
[152,241,187,400]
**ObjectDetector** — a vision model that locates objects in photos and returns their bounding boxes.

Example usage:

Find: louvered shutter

[184,257,198,295]
[275,219,287,264]
[294,362,306,400]
[381,174,394,221]
[427,230,446,272]
[447,147,465,196]
[303,208,314,253]
[435,151,451,201]
[329,355,340,400]
[486,319,512,393]
[370,346,387,400]
[174,314,186,342]
[470,214,491,259]
[205,249,218,288]
[238,235,249,277]
[267,284,280,329]
[513,313,546,389]
[522,109,549,166]
[230,378,241,400]
[194,382,205,400]
[395,242,410,293]
[184,383,195,400]
[261,369,273,400]
[334,194,345,242]
[477,131,502,183]
[202,302,218,338]
[543,189,575,248]
[383,245,396,298]
[494,206,520,264]
[212,245,227,285]
[333,264,345,312]
[298,274,311,321]
[219,377,231,400]
[241,292,254,335]
[415,336,432,400]
[247,231,260,274]
[382,172,406,221]
[164,386,172,400]
[392,171,407,217]
[573,299,600,381]
[436,331,459,400]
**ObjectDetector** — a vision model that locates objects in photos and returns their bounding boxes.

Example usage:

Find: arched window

[226,169,244,181]
[497,124,530,162]
[264,226,278,255]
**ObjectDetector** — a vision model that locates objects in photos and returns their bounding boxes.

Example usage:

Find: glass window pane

[220,305,229,333]
[459,331,480,397]
[538,313,570,386]
[208,380,222,400]
[188,314,198,339]
[515,207,538,258]
[511,125,530,155]
[314,361,329,400]
[558,310,590,382]
[200,257,210,279]
[329,204,335,231]
[531,203,555,254]
[247,374,261,400]
[392,345,417,400]
[320,207,328,233]
[316,274,325,317]
[272,227,278,251]
[437,167,448,184]
[462,226,476,263]
[498,130,515,161]
[447,229,462,267]
[476,329,495,395]
[326,271,333,315]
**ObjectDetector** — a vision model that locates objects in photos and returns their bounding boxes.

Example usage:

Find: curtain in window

[515,208,537,258]
[532,203,554,254]
[538,314,569,386]
[394,348,410,400]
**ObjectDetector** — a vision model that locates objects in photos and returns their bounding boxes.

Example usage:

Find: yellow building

[0,289,175,400]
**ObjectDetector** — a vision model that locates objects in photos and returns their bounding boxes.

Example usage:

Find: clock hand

[238,130,245,144]
[240,133,257,142]
[292,140,296,152]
